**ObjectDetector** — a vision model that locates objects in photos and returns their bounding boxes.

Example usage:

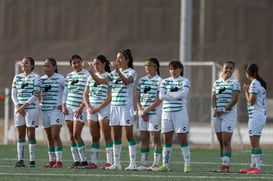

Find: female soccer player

[158,60,191,172]
[135,58,162,171]
[41,58,65,168]
[11,57,40,168]
[62,55,90,168]
[84,49,137,170]
[83,55,113,169]
[239,63,267,174]
[212,61,240,173]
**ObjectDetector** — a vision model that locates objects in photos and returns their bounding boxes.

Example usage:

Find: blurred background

[0,0,272,145]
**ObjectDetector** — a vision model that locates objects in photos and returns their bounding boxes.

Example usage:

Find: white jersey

[136,74,162,115]
[212,77,240,112]
[40,73,65,111]
[11,72,41,109]
[160,76,190,113]
[86,72,112,104]
[63,69,90,108]
[248,79,267,117]
[108,68,136,107]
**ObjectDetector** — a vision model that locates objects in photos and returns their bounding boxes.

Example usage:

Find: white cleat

[146,164,159,171]
[125,164,137,171]
[135,165,147,171]
[105,164,121,170]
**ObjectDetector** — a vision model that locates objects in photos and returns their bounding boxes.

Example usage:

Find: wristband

[222,108,226,113]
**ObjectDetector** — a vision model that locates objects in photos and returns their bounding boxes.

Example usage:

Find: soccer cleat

[125,164,137,171]
[100,163,112,169]
[68,161,81,169]
[15,160,25,167]
[135,165,147,171]
[29,161,35,168]
[146,164,159,171]
[247,168,262,174]
[83,163,98,169]
[215,165,229,173]
[42,161,56,168]
[105,163,122,170]
[184,165,191,173]
[156,165,170,172]
[239,167,255,173]
[52,161,62,168]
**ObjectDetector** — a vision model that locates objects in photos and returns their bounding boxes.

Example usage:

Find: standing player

[212,61,240,173]
[83,55,113,169]
[84,49,137,170]
[135,58,162,171]
[62,55,90,168]
[158,60,191,172]
[239,63,267,174]
[11,57,40,168]
[41,58,65,168]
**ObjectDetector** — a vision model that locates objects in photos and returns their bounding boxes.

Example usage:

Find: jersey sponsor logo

[71,79,79,85]
[21,83,29,89]
[144,86,151,93]
[170,86,178,92]
[218,87,226,94]
[44,85,52,92]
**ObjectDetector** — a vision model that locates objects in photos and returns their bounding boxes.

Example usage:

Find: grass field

[0,144,273,181]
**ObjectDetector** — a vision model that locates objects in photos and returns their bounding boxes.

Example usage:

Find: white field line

[0,172,272,180]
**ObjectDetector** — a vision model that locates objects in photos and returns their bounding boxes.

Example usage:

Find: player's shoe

[68,161,81,169]
[184,165,191,173]
[83,163,98,169]
[52,161,62,168]
[135,165,147,171]
[247,168,262,174]
[105,163,122,170]
[15,160,25,167]
[156,165,170,172]
[146,164,159,171]
[215,165,229,173]
[239,167,255,173]
[100,163,112,169]
[125,164,137,171]
[29,161,35,168]
[42,161,56,168]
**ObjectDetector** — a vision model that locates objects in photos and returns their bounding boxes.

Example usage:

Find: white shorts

[64,105,87,123]
[14,108,39,127]
[42,109,64,128]
[161,109,189,133]
[110,106,134,126]
[138,113,161,132]
[248,114,266,136]
[87,104,110,121]
[214,112,236,133]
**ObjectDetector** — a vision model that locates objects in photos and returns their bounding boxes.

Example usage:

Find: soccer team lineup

[11,48,267,175]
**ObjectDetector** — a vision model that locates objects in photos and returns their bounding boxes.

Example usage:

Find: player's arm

[83,61,109,84]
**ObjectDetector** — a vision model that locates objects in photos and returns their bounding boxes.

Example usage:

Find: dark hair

[118,49,134,69]
[24,56,35,71]
[45,58,58,73]
[95,55,111,73]
[69,54,82,65]
[245,63,267,89]
[168,60,184,76]
[223,60,235,69]
[147,57,160,75]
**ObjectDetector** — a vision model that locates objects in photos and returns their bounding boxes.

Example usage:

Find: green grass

[0,144,273,181]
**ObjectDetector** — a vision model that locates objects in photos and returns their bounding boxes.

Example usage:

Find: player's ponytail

[245,63,267,89]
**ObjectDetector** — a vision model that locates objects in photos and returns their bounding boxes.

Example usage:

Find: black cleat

[15,160,25,167]
[29,161,35,168]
